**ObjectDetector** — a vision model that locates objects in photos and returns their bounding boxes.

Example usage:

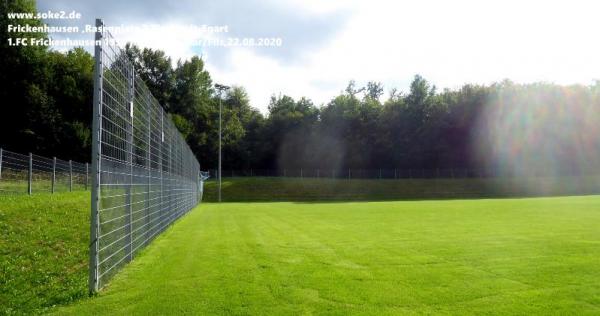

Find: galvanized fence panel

[0,149,29,193]
[0,148,89,194]
[89,19,201,292]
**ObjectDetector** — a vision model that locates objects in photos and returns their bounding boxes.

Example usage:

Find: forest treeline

[2,0,600,174]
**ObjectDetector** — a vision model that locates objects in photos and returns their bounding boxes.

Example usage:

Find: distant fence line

[209,168,595,179]
[0,148,89,194]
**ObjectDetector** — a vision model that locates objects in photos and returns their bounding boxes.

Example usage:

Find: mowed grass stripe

[53,196,600,315]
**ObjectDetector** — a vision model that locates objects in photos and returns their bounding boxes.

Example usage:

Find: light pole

[215,84,230,202]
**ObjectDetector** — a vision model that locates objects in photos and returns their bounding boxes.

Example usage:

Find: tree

[3,3,598,176]
[365,81,384,101]
[0,0,50,154]
[222,86,265,169]
[263,95,319,169]
[125,44,175,110]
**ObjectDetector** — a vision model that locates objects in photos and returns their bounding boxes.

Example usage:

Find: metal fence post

[300,168,303,179]
[167,131,172,226]
[160,113,164,232]
[69,160,73,192]
[126,63,135,261]
[89,18,103,294]
[145,95,152,246]
[348,168,351,180]
[0,148,3,180]
[394,168,397,179]
[52,157,56,193]
[28,153,32,195]
[317,169,320,178]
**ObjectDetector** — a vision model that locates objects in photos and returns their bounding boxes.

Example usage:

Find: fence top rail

[31,153,54,162]
[0,147,89,171]
[2,149,29,160]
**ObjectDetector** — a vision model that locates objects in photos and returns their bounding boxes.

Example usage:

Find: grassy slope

[54,196,600,315]
[0,192,90,315]
[202,176,600,202]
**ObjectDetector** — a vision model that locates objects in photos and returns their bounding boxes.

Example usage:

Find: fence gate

[89,19,202,292]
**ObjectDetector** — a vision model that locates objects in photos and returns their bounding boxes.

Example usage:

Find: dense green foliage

[93,47,600,173]
[0,192,90,315]
[3,1,600,175]
[0,0,93,161]
[54,195,600,314]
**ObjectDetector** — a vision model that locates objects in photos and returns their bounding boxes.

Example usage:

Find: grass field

[0,192,90,315]
[52,195,600,315]
[2,178,599,315]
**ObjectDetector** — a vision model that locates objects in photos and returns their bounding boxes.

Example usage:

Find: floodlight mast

[215,84,230,202]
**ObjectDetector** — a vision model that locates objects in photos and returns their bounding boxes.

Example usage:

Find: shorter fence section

[209,168,501,179]
[0,148,89,194]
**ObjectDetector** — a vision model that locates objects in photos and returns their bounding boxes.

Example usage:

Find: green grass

[53,195,600,315]
[0,192,90,315]
[202,176,600,202]
[2,178,599,314]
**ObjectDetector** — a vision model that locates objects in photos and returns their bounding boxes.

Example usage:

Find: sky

[38,0,600,113]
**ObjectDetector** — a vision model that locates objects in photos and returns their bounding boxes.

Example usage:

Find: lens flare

[474,82,600,195]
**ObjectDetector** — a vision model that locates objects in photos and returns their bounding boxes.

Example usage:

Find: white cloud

[211,0,600,112]
[47,0,600,113]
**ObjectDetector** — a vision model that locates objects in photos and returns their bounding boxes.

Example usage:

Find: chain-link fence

[89,19,202,292]
[0,148,89,194]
